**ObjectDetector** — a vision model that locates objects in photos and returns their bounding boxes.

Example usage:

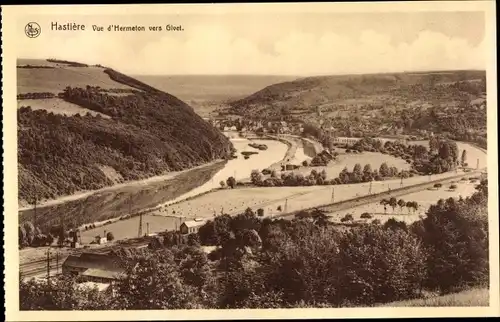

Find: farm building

[179,220,206,235]
[62,252,126,284]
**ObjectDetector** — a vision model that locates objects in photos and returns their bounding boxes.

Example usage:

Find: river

[157,137,289,208]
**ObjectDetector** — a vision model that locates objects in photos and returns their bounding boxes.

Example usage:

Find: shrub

[360,212,372,219]
[105,231,115,241]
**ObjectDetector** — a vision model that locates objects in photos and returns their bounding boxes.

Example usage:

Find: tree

[411,188,488,294]
[219,180,226,188]
[250,170,263,185]
[113,251,199,309]
[106,231,115,241]
[340,214,354,223]
[379,162,390,177]
[270,170,278,178]
[336,225,427,305]
[389,197,398,213]
[226,176,236,189]
[380,199,388,214]
[405,201,413,214]
[397,199,406,213]
[429,136,439,154]
[461,150,467,167]
[257,208,264,217]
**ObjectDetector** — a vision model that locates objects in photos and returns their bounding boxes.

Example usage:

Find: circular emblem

[25,22,41,38]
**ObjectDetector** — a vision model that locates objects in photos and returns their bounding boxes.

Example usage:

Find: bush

[360,212,372,219]
[434,183,442,188]
[340,214,354,222]
[257,208,264,217]
[105,231,114,241]
[449,184,458,190]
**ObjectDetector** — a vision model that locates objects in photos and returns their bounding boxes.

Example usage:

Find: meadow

[17,98,111,118]
[17,62,133,94]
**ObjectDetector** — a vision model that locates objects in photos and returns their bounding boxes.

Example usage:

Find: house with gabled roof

[62,252,126,284]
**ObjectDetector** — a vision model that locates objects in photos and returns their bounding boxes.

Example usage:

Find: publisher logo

[25,22,41,38]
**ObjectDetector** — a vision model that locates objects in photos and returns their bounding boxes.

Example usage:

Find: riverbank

[18,161,227,231]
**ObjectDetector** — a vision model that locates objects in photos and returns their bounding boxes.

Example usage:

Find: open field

[324,177,482,225]
[379,287,489,307]
[17,60,134,94]
[294,150,411,178]
[78,168,482,243]
[17,98,111,118]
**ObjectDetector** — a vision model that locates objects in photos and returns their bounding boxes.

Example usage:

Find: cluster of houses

[208,117,305,136]
[59,219,208,293]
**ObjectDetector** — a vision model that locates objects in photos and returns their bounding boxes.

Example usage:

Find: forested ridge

[18,71,233,203]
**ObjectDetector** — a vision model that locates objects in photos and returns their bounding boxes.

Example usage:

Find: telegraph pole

[46,247,51,282]
[147,222,150,236]
[369,181,372,195]
[138,213,143,237]
[331,187,335,203]
[284,199,288,213]
[33,197,38,228]
[476,158,479,170]
[56,250,59,275]
[400,176,403,188]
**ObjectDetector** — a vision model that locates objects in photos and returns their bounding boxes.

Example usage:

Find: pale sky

[16,11,488,76]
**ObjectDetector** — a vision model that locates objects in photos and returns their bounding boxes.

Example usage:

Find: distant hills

[17,59,233,204]
[228,70,487,145]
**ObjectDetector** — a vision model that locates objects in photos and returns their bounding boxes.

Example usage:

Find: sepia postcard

[2,2,499,321]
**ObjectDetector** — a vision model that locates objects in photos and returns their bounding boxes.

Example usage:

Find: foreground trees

[21,181,488,309]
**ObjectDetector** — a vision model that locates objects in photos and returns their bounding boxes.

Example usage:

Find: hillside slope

[17,59,233,205]
[229,70,487,144]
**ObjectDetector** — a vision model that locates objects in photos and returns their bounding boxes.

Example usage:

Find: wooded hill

[17,60,233,204]
[228,70,487,144]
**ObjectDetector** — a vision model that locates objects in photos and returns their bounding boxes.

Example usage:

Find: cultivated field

[17,98,111,118]
[296,150,411,178]
[17,59,134,94]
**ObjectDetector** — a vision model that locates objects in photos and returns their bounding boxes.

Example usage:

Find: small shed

[179,220,206,235]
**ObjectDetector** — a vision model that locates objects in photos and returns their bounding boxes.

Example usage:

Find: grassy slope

[380,287,489,307]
